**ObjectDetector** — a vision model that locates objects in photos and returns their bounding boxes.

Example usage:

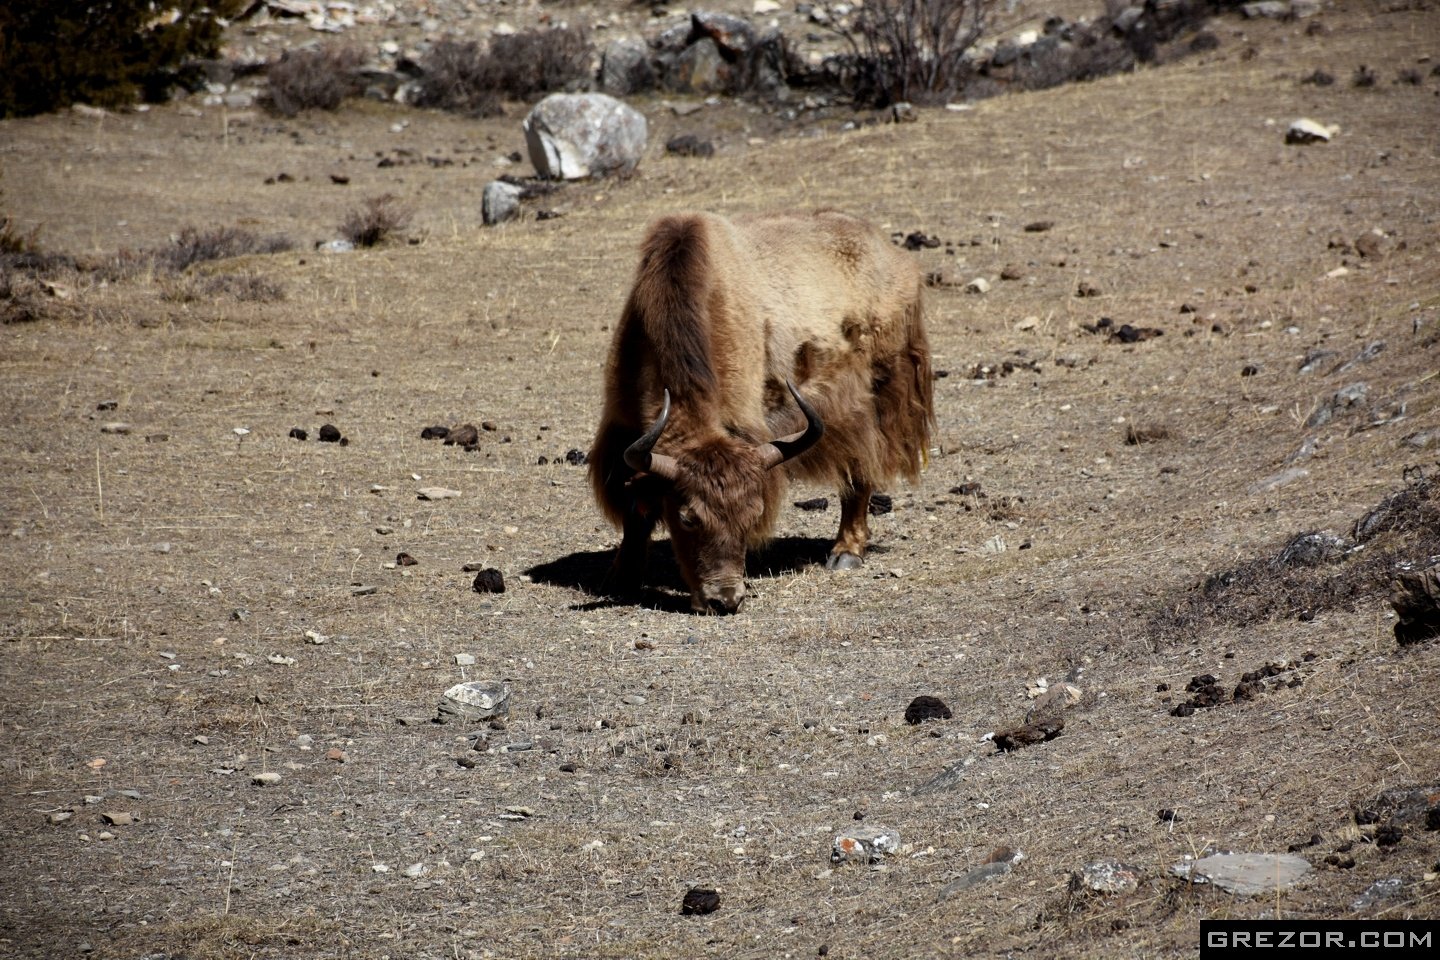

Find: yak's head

[625,381,823,614]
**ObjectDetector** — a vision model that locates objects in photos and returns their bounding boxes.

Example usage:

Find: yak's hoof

[826,552,864,571]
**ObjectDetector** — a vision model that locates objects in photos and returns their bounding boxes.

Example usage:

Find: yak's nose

[702,583,744,614]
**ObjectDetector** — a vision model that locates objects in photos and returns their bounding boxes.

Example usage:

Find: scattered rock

[1274,531,1351,567]
[600,38,656,96]
[350,584,377,597]
[1074,860,1142,895]
[252,771,282,786]
[1305,382,1368,428]
[1249,466,1310,494]
[523,93,648,181]
[681,887,721,915]
[937,861,1013,898]
[665,134,715,158]
[417,486,461,500]
[101,811,135,826]
[1172,852,1312,895]
[482,180,524,225]
[1391,564,1440,645]
[100,422,132,435]
[472,568,506,594]
[396,552,417,566]
[832,825,901,864]
[964,277,991,295]
[1352,878,1405,910]
[437,680,512,722]
[904,695,952,725]
[1286,118,1335,144]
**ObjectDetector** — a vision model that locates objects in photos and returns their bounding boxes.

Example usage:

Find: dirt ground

[2,1,1439,957]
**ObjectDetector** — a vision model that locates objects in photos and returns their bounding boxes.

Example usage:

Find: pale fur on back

[589,209,934,537]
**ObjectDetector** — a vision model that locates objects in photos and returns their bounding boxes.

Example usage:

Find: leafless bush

[264,45,364,117]
[340,194,412,247]
[161,272,285,303]
[153,226,294,272]
[833,0,995,106]
[412,28,592,115]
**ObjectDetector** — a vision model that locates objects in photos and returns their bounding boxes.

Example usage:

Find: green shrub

[0,0,245,117]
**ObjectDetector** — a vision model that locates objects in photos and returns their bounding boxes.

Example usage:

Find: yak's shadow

[524,535,839,612]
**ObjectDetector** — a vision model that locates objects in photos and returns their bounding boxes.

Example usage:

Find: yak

[588,210,934,613]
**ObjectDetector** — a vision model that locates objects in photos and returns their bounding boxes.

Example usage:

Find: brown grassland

[1,1,1438,957]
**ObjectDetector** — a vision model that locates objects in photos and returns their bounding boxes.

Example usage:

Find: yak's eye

[677,507,700,530]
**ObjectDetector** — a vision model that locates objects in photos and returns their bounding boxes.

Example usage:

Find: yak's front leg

[609,500,657,595]
[826,481,872,570]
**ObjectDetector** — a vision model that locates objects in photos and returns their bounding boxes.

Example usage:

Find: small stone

[622,694,647,706]
[438,680,512,722]
[252,772,282,786]
[455,653,476,666]
[396,552,418,566]
[351,584,378,597]
[100,422,132,435]
[964,277,991,295]
[1076,860,1142,895]
[831,825,901,864]
[48,811,74,824]
[326,748,346,763]
[681,887,721,915]
[937,861,1012,898]
[417,486,462,500]
[101,811,135,826]
[1352,878,1405,910]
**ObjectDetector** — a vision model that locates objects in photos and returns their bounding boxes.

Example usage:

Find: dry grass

[0,3,1438,959]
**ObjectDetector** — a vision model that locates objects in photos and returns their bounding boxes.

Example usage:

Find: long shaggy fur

[589,209,934,543]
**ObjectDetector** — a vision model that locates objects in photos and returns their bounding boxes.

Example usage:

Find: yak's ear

[624,390,682,481]
[760,379,824,469]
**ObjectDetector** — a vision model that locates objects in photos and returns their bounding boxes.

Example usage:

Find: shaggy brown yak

[588,210,934,613]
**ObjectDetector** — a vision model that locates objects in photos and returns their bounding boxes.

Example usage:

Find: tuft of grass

[339,194,413,248]
[263,45,365,117]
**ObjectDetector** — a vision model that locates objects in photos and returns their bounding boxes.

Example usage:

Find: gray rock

[1249,466,1309,494]
[1274,531,1351,568]
[600,38,656,95]
[482,180,524,225]
[438,680,512,722]
[1403,428,1440,449]
[523,93,648,180]
[669,38,731,94]
[1242,1,1291,18]
[692,12,756,58]
[1352,878,1405,910]
[832,825,901,863]
[1172,852,1312,896]
[1112,6,1144,33]
[938,861,1012,898]
[1076,860,1142,894]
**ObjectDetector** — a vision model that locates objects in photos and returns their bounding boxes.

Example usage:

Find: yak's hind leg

[826,481,872,570]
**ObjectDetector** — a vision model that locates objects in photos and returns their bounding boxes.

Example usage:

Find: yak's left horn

[624,389,681,480]
[760,379,825,469]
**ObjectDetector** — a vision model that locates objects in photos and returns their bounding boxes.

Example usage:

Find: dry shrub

[412,28,592,116]
[340,194,412,247]
[161,272,285,303]
[153,226,294,272]
[1151,473,1440,641]
[264,45,364,117]
[836,0,994,106]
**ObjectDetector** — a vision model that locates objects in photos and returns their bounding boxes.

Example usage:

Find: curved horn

[624,390,681,481]
[761,379,825,469]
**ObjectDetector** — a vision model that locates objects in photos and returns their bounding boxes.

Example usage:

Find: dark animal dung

[472,568,506,594]
[681,887,721,916]
[904,695,953,725]
[318,424,343,443]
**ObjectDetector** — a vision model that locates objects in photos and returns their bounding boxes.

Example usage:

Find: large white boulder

[522,93,648,180]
